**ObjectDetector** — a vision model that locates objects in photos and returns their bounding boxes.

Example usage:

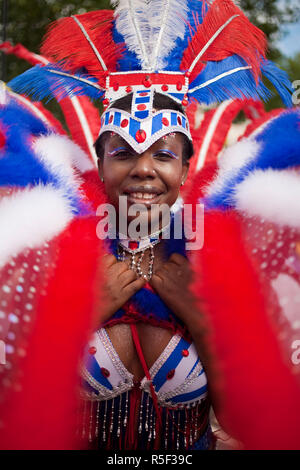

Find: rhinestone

[33,265,40,272]
[6,345,14,354]
[101,367,110,378]
[16,285,23,293]
[8,313,19,324]
[1,300,7,307]
[14,295,21,302]
[23,315,31,322]
[18,277,25,283]
[2,285,11,294]
[0,311,5,319]
[29,286,36,293]
[166,369,175,380]
[25,303,33,311]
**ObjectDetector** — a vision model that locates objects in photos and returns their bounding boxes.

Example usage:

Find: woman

[80,92,213,450]
[2,0,300,451]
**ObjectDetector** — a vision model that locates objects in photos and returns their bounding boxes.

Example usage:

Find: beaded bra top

[81,328,208,408]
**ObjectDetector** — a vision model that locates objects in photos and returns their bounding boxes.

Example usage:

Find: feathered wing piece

[8,0,293,110]
[9,63,104,102]
[41,10,123,86]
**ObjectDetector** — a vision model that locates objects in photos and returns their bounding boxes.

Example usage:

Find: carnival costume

[0,0,300,451]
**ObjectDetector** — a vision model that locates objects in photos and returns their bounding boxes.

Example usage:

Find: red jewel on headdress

[177,116,182,125]
[185,71,191,78]
[129,241,139,251]
[161,84,169,92]
[176,82,183,91]
[101,367,110,378]
[182,96,188,107]
[182,349,189,357]
[143,75,152,88]
[89,346,97,355]
[113,83,119,91]
[103,98,110,106]
[109,115,114,123]
[167,369,175,380]
[162,117,169,126]
[135,129,147,143]
[137,104,147,111]
[121,119,129,128]
[126,86,133,93]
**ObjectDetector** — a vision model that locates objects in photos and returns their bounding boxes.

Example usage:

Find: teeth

[130,192,157,200]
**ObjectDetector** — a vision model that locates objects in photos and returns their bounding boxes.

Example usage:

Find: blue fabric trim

[167,384,207,404]
[152,337,190,391]
[84,354,113,390]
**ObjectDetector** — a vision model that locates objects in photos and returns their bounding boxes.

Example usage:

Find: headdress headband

[9,0,293,153]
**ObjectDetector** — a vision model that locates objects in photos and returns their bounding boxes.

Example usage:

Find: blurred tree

[240,0,300,61]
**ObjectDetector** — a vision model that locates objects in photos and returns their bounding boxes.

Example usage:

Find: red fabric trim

[130,324,162,445]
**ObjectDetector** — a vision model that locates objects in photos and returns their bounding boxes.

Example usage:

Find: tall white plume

[112,0,188,70]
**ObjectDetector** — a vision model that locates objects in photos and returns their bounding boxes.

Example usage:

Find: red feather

[190,209,300,449]
[41,10,124,88]
[181,0,267,83]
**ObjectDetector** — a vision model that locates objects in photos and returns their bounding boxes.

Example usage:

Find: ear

[97,158,104,182]
[181,161,189,185]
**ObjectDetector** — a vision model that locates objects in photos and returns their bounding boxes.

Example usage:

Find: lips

[123,186,164,205]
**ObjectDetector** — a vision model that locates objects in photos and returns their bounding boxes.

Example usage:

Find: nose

[129,150,156,179]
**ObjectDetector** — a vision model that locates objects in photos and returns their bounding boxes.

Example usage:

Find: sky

[278,20,300,57]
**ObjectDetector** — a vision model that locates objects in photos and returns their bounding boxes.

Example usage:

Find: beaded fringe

[77,391,210,450]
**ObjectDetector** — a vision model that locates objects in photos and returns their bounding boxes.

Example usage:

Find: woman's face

[98,132,189,225]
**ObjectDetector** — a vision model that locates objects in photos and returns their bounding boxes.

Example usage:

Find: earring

[101,177,104,182]
[181,181,184,186]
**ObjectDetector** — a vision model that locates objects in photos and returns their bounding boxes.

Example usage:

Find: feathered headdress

[8,0,293,153]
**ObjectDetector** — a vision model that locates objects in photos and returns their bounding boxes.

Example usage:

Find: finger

[168,253,188,266]
[118,268,138,285]
[150,273,164,288]
[102,253,118,268]
[123,277,146,297]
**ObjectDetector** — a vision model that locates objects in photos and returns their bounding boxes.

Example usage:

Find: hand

[150,253,198,326]
[99,254,146,324]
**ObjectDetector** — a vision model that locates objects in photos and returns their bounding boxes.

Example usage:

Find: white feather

[205,138,261,197]
[112,0,188,70]
[148,0,188,70]
[112,0,151,69]
[0,186,74,267]
[233,169,300,228]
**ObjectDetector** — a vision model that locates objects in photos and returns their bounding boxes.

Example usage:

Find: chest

[105,323,173,380]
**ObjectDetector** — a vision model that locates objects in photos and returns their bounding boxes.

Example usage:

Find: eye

[154,150,178,160]
[108,147,134,159]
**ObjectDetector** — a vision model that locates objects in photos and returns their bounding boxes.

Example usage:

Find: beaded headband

[100,88,192,152]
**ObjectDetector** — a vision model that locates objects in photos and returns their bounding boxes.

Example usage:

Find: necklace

[117,224,170,280]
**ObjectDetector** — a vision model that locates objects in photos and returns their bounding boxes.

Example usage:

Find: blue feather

[8,64,103,103]
[0,98,83,214]
[189,55,270,105]
[162,0,207,71]
[261,60,293,107]
[204,109,300,209]
[112,22,141,71]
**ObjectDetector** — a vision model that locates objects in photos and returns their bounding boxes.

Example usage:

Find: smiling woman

[2,0,300,453]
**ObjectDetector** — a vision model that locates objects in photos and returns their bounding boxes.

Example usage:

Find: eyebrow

[155,149,179,159]
[107,146,132,156]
